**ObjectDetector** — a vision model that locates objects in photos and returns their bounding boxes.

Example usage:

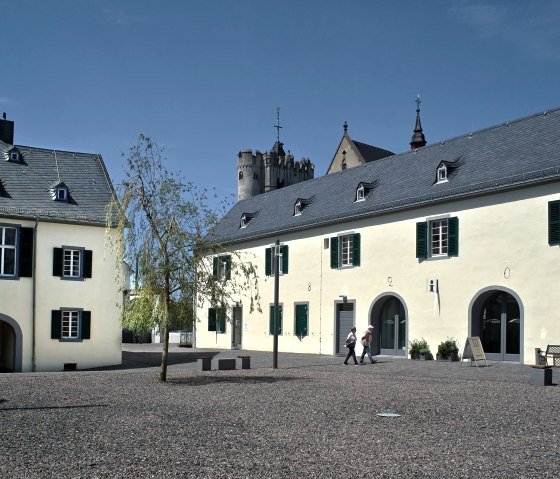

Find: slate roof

[353,140,394,163]
[208,107,560,246]
[0,141,116,226]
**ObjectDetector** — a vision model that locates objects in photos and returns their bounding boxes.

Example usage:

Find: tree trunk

[159,288,170,382]
[159,320,169,382]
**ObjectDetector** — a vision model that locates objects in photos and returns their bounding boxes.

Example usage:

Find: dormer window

[50,181,70,202]
[437,164,448,183]
[294,200,302,216]
[57,187,68,201]
[354,180,377,202]
[240,212,257,229]
[356,185,365,202]
[7,147,21,163]
[293,197,313,217]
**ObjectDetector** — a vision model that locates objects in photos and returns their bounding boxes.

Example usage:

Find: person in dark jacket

[344,326,359,365]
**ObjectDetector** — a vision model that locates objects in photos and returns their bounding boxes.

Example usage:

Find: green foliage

[106,134,260,381]
[409,338,430,356]
[437,337,460,358]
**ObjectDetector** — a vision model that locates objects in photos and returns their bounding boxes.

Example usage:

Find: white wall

[0,219,122,371]
[196,182,560,364]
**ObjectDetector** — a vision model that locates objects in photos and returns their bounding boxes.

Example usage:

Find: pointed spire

[410,94,427,149]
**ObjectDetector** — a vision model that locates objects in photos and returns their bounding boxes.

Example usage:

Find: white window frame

[240,214,247,228]
[63,248,81,278]
[356,185,365,202]
[10,151,20,162]
[294,200,302,216]
[340,234,354,267]
[437,164,448,183]
[217,255,229,281]
[429,217,449,258]
[268,243,284,275]
[61,310,80,340]
[0,226,17,277]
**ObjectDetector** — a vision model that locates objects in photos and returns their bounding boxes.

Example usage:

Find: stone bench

[237,355,251,370]
[197,356,212,371]
[214,358,236,370]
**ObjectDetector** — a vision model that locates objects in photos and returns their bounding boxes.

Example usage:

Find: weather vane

[415,94,421,112]
[274,107,283,143]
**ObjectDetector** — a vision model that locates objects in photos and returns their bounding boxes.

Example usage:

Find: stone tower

[237,149,265,201]
[237,110,315,201]
[237,141,314,201]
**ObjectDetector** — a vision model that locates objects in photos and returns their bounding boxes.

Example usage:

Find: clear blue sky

[2,1,560,203]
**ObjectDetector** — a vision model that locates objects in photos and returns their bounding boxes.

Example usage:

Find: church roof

[0,141,116,225]
[353,140,394,163]
[207,107,560,245]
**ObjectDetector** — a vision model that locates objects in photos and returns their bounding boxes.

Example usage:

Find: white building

[0,114,122,372]
[196,107,560,364]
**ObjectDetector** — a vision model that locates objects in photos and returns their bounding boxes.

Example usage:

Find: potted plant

[436,337,460,361]
[409,338,430,360]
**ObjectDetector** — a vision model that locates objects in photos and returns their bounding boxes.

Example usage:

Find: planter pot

[411,352,420,360]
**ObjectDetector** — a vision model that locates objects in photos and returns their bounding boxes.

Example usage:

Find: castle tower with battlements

[237,141,314,201]
[237,109,315,201]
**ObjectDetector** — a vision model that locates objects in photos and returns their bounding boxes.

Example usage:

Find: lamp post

[273,239,280,368]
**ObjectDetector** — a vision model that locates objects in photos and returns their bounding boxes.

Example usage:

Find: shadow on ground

[84,351,219,371]
[167,375,305,386]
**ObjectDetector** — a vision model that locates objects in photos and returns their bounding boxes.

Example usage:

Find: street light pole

[273,239,280,369]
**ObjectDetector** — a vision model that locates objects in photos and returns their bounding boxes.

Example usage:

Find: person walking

[360,325,376,364]
[344,326,359,365]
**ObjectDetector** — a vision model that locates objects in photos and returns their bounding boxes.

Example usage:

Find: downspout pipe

[31,217,38,372]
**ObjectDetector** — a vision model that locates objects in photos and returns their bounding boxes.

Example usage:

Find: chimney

[0,112,14,145]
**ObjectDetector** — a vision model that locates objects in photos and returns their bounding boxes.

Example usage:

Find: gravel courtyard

[1,348,559,478]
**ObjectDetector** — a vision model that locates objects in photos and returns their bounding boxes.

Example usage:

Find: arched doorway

[470,288,522,362]
[0,313,23,372]
[370,294,407,357]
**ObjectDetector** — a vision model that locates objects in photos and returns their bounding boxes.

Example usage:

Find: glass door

[379,297,406,356]
[479,292,520,361]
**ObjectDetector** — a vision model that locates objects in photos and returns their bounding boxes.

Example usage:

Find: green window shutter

[83,250,93,278]
[265,247,272,276]
[269,305,283,335]
[212,257,218,278]
[330,237,339,269]
[416,222,428,259]
[448,217,459,256]
[295,304,308,337]
[225,256,232,280]
[81,311,91,339]
[352,233,361,267]
[282,245,289,274]
[18,227,34,278]
[53,247,63,276]
[549,200,560,245]
[219,307,226,333]
[208,308,217,331]
[51,310,61,339]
